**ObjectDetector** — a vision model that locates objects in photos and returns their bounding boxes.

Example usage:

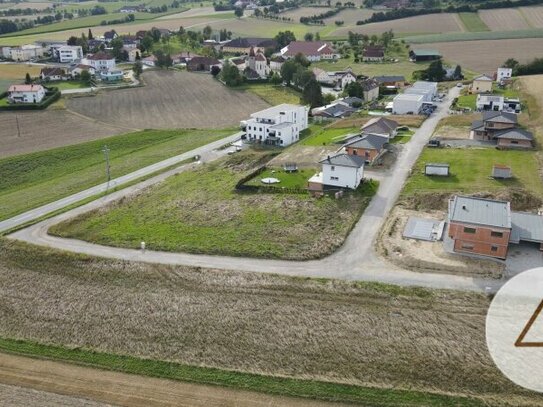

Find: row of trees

[412,60,462,82]
[504,57,543,76]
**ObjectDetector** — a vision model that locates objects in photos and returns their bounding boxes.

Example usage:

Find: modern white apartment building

[241,104,309,147]
[57,45,83,63]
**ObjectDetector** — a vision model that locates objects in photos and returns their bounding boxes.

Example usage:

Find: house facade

[100,69,124,82]
[7,84,46,104]
[496,67,512,83]
[270,55,285,72]
[125,47,141,62]
[470,111,518,140]
[245,48,269,79]
[360,117,398,140]
[316,154,365,189]
[362,46,384,62]
[471,74,493,93]
[392,93,423,115]
[222,37,276,55]
[241,104,309,147]
[448,195,512,259]
[57,45,83,63]
[84,52,116,72]
[361,78,379,101]
[69,64,96,78]
[7,44,45,61]
[343,133,388,163]
[40,67,67,82]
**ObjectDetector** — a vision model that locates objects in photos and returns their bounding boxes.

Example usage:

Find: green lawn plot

[238,83,301,105]
[458,13,490,32]
[300,125,358,146]
[245,167,317,189]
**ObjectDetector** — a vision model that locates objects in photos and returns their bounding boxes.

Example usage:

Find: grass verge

[0,128,234,222]
[0,337,484,407]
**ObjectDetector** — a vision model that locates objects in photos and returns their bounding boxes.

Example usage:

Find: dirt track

[0,353,348,407]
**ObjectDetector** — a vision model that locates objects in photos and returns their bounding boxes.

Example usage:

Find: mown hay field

[281,7,374,26]
[413,38,543,74]
[479,8,531,31]
[1,239,542,406]
[520,5,543,27]
[0,110,128,158]
[67,70,269,130]
[50,151,377,260]
[332,13,463,36]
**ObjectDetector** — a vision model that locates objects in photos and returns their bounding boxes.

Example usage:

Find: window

[511,140,519,144]
[352,150,358,155]
[461,244,474,250]
[491,231,503,238]
[330,176,339,181]
[491,246,498,252]
[464,227,476,234]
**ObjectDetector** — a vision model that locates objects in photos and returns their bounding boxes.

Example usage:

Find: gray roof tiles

[511,212,543,243]
[319,153,365,168]
[344,133,388,150]
[482,111,518,124]
[494,128,534,141]
[449,195,511,229]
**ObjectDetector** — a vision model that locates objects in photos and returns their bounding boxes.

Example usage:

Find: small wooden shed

[425,163,449,176]
[492,164,512,179]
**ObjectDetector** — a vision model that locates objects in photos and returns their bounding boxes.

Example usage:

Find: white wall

[322,163,363,189]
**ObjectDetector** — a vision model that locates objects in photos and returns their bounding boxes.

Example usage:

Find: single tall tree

[302,78,323,108]
[24,73,31,84]
[88,28,94,40]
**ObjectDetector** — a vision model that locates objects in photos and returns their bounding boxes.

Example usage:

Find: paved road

[8,86,503,292]
[0,353,350,407]
[0,132,242,233]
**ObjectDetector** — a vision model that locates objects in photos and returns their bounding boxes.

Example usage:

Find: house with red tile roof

[279,41,339,62]
[7,84,46,104]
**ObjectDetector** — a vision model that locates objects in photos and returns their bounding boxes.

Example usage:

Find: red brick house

[343,133,388,163]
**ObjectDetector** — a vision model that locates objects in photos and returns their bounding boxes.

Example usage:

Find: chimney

[462,205,466,210]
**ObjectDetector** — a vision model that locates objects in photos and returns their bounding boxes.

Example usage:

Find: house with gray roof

[308,153,365,192]
[495,128,534,149]
[360,117,398,140]
[470,111,519,141]
[343,133,388,163]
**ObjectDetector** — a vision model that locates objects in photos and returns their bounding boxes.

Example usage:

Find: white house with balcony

[496,67,512,83]
[241,104,309,147]
[82,51,116,72]
[57,45,83,63]
[7,84,46,104]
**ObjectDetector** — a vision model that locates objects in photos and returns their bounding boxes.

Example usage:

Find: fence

[235,166,307,195]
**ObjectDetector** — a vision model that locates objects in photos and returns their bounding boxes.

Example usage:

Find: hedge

[0,86,61,111]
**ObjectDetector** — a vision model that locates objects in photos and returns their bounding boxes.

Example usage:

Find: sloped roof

[319,153,365,168]
[344,133,388,150]
[270,55,286,63]
[41,67,65,76]
[255,53,266,61]
[511,212,543,243]
[482,110,518,124]
[8,84,44,92]
[411,49,441,57]
[87,51,114,61]
[224,37,276,48]
[282,41,335,57]
[470,120,484,131]
[374,75,405,83]
[361,117,398,135]
[317,104,356,118]
[494,128,533,141]
[361,78,379,91]
[363,46,384,58]
[474,74,493,82]
[448,195,511,229]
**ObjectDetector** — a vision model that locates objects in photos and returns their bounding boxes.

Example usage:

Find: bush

[0,87,61,111]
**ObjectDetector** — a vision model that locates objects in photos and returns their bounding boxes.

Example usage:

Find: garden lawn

[245,167,317,189]
[51,152,378,260]
[49,81,88,91]
[402,147,543,197]
[390,129,414,144]
[240,84,301,105]
[301,125,358,146]
[457,93,477,110]
[0,128,234,222]
[458,13,490,32]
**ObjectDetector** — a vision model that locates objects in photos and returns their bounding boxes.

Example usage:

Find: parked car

[428,139,441,148]
[456,83,463,88]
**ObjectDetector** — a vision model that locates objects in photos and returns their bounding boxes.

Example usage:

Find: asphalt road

[0,132,242,233]
[8,86,504,292]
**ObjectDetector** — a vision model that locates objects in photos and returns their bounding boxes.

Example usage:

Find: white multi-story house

[308,153,365,192]
[7,84,46,104]
[57,45,83,63]
[241,104,309,147]
[82,51,116,72]
[6,44,45,61]
[312,67,356,90]
[496,67,513,82]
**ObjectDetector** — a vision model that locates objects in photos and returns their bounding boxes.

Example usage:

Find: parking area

[506,242,543,278]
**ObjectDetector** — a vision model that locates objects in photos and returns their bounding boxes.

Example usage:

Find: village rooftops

[319,153,365,168]
[374,75,405,83]
[250,104,302,119]
[344,133,388,150]
[361,117,398,134]
[494,128,533,141]
[448,195,511,229]
[482,110,518,124]
[87,51,114,60]
[281,41,334,57]
[363,46,384,58]
[8,84,45,92]
[510,212,543,244]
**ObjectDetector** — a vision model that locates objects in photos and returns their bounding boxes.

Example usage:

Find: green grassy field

[0,128,234,222]
[301,125,358,146]
[389,129,414,144]
[457,93,477,110]
[402,147,543,198]
[403,28,543,43]
[458,12,490,32]
[0,336,484,407]
[50,151,378,260]
[47,80,88,90]
[245,167,317,188]
[238,84,301,105]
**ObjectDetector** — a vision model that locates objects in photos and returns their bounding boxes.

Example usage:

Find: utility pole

[15,114,21,138]
[102,145,111,188]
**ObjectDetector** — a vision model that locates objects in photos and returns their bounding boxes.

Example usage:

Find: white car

[456,83,463,88]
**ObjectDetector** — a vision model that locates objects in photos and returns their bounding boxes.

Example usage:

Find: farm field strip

[332,13,463,36]
[411,38,543,73]
[479,8,531,31]
[458,12,489,32]
[404,27,543,43]
[0,128,235,222]
[519,5,543,28]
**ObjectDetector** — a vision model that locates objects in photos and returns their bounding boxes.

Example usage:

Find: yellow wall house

[471,74,493,93]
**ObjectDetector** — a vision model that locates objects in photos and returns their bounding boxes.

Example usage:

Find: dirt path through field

[0,353,349,407]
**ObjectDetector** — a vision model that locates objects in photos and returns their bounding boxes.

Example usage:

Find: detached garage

[425,163,449,176]
[392,93,424,115]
